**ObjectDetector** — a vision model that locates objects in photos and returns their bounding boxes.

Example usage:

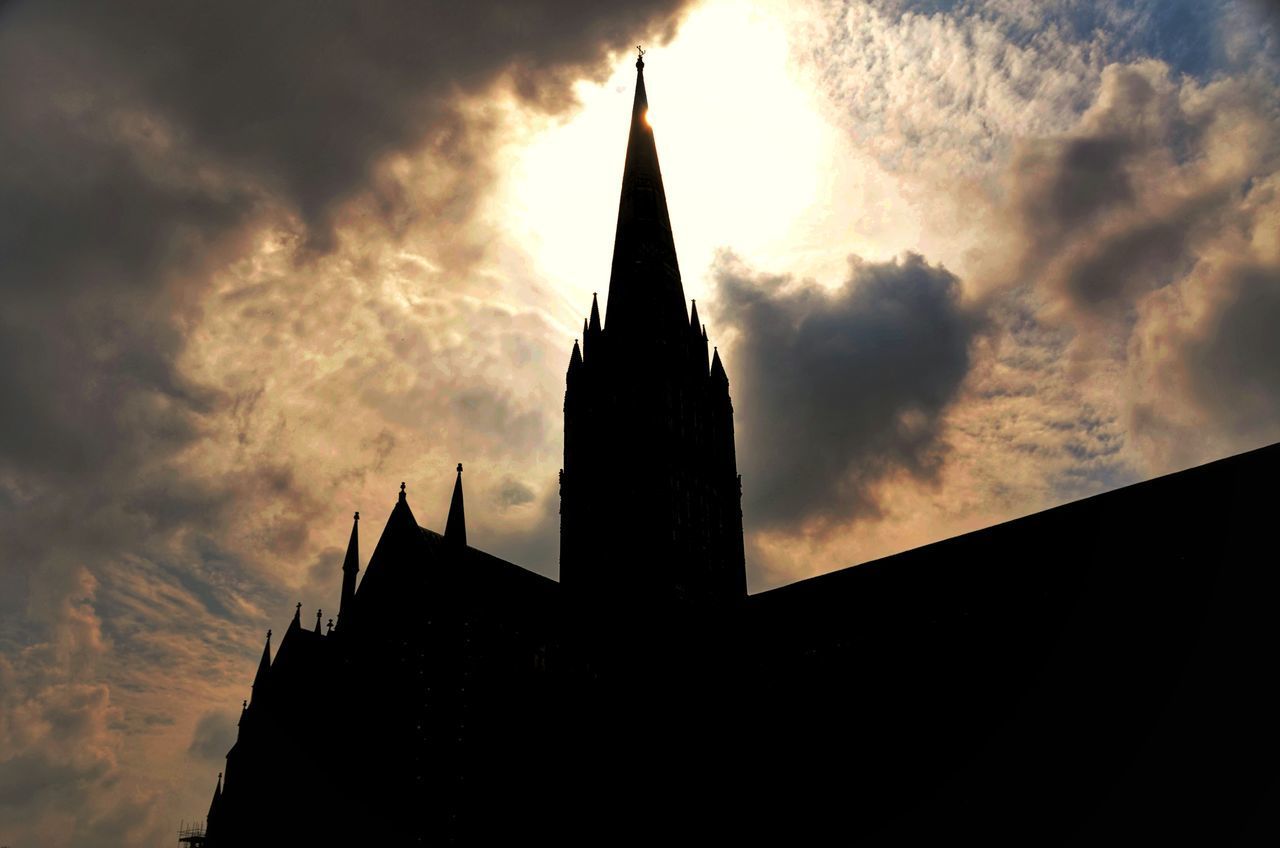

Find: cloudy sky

[2,0,1278,842]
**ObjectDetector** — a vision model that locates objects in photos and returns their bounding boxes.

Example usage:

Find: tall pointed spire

[603,47,688,341]
[338,511,359,629]
[445,463,466,547]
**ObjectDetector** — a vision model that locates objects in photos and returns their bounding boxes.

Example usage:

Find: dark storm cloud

[23,0,690,252]
[0,0,689,476]
[713,251,980,534]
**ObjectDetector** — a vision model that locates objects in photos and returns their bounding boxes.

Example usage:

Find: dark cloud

[494,477,537,510]
[992,56,1280,471]
[0,0,690,479]
[1013,135,1138,237]
[188,709,239,763]
[712,251,980,535]
[1130,259,1280,455]
[1007,62,1277,321]
[482,486,560,579]
[1187,263,1280,424]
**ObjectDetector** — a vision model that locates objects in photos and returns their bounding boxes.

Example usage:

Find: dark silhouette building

[197,53,1280,846]
[560,50,744,610]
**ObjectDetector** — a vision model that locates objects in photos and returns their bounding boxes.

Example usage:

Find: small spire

[314,608,322,634]
[338,510,360,630]
[568,339,583,374]
[636,44,645,71]
[445,463,467,547]
[326,618,334,635]
[292,601,302,627]
[692,304,709,376]
[251,630,272,697]
[584,293,602,361]
[711,346,729,386]
[399,481,406,504]
[209,771,223,819]
[589,292,601,333]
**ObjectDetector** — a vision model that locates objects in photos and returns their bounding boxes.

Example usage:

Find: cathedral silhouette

[196,54,1280,846]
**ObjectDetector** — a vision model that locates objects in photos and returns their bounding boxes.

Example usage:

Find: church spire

[584,293,602,361]
[710,346,728,388]
[251,629,272,700]
[338,511,359,629]
[603,47,688,342]
[691,301,709,375]
[207,772,223,825]
[445,463,466,547]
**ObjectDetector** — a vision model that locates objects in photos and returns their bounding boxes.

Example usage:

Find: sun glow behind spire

[495,0,842,323]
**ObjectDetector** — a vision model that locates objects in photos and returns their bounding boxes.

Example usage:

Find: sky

[1,0,1278,842]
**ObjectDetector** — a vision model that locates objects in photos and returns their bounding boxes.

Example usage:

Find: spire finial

[314,608,322,633]
[354,511,359,521]
[326,618,334,635]
[399,481,406,503]
[457,463,463,474]
[636,45,645,70]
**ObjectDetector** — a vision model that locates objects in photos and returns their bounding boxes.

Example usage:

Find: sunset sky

[2,0,1279,843]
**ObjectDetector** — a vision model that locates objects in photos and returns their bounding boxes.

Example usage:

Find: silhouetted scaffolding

[177,821,206,846]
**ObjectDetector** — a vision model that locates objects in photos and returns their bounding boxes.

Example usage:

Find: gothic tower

[560,51,746,609]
